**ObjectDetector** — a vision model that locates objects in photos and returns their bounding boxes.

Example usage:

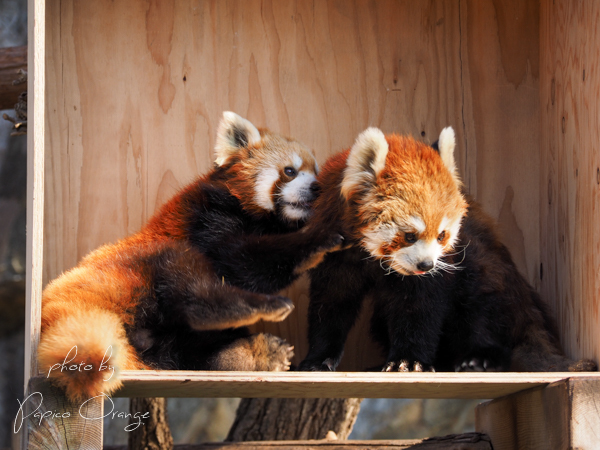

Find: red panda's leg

[152,244,295,331]
[298,247,371,371]
[182,284,295,331]
[200,226,343,294]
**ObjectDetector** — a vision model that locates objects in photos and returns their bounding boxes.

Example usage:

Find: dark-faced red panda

[299,127,597,373]
[39,112,341,402]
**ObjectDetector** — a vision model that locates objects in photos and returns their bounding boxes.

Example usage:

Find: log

[0,46,27,110]
[128,397,174,450]
[226,398,362,441]
[19,377,103,450]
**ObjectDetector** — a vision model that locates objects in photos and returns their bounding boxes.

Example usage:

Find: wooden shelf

[102,371,600,399]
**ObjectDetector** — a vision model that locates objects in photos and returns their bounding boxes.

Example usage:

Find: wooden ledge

[104,433,493,449]
[99,371,600,399]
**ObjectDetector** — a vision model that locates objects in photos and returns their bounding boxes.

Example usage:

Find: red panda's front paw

[294,234,345,275]
[252,333,294,371]
[455,357,496,372]
[383,360,435,373]
[298,357,338,372]
[258,295,295,322]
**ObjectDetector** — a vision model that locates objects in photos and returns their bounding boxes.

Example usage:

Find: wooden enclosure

[24,0,600,449]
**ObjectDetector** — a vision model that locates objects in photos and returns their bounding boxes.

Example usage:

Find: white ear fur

[341,127,389,199]
[214,112,262,166]
[437,126,457,176]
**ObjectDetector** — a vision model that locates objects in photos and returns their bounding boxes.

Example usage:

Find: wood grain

[23,377,103,450]
[42,0,543,372]
[103,371,600,400]
[476,377,600,450]
[539,0,600,369]
[25,0,45,403]
[105,433,493,450]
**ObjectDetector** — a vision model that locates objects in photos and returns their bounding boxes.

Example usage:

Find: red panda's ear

[437,126,459,182]
[214,112,262,166]
[341,127,389,199]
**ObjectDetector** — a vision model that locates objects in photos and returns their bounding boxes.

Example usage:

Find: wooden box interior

[30,0,599,396]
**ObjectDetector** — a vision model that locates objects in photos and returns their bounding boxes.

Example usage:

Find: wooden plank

[20,377,103,450]
[475,377,600,450]
[540,0,600,369]
[24,0,45,397]
[43,0,542,372]
[95,371,600,399]
[105,433,493,450]
[460,0,540,283]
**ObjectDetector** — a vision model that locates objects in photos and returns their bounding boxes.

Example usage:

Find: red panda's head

[214,112,319,224]
[341,127,467,276]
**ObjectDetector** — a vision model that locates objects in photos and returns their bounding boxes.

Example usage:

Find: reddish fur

[313,137,466,248]
[39,125,322,401]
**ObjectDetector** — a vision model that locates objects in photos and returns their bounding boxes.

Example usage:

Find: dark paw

[322,233,344,252]
[383,360,435,372]
[455,357,497,372]
[260,334,294,371]
[298,358,338,372]
[260,295,294,322]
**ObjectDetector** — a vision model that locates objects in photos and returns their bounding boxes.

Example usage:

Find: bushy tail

[38,308,139,402]
[512,326,597,372]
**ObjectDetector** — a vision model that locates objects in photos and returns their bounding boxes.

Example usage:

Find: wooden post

[475,377,600,450]
[19,377,104,449]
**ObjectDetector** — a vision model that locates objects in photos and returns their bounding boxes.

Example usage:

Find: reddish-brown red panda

[39,112,340,402]
[299,127,596,373]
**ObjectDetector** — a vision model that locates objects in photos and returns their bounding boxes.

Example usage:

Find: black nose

[416,260,434,272]
[309,181,320,194]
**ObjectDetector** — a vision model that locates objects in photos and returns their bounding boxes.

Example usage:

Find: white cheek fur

[362,224,398,257]
[283,205,310,221]
[254,168,279,210]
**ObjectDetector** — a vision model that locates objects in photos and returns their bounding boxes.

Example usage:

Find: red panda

[39,112,340,402]
[299,127,597,373]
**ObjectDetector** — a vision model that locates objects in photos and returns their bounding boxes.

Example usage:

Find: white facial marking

[283,205,309,221]
[438,216,450,234]
[362,223,399,256]
[292,153,303,170]
[392,239,444,275]
[280,170,317,220]
[254,168,279,210]
[280,171,315,203]
[408,216,426,234]
[445,215,463,249]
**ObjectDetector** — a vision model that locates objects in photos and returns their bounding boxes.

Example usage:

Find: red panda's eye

[404,232,417,244]
[284,167,297,177]
[437,231,446,242]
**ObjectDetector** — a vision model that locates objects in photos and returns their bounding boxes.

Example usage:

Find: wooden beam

[99,371,600,399]
[0,46,27,110]
[475,377,600,450]
[105,433,493,449]
[25,0,45,393]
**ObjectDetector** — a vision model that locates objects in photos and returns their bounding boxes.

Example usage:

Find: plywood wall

[43,0,541,369]
[540,1,600,364]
